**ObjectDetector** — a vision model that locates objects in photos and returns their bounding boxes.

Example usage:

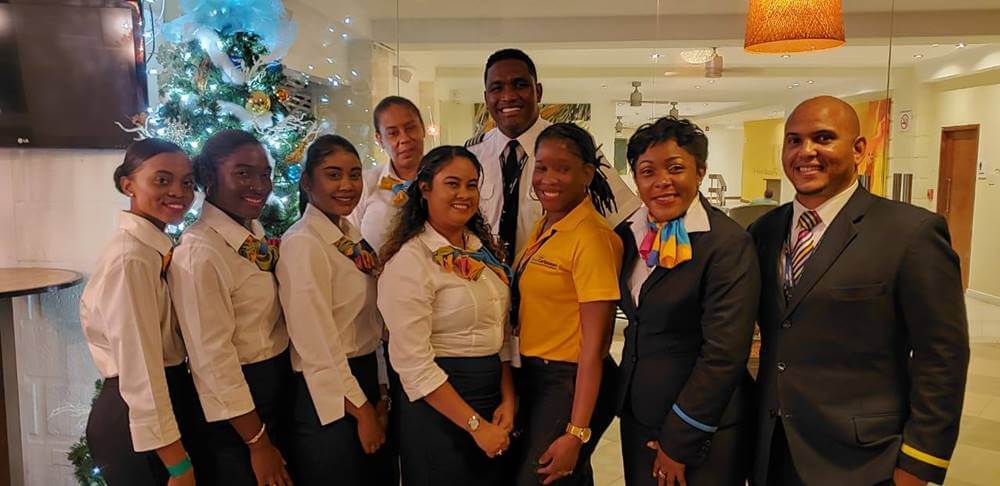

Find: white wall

[702,126,744,200]
[0,148,120,484]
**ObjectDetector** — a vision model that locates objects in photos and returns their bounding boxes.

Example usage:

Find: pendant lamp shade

[744,0,845,54]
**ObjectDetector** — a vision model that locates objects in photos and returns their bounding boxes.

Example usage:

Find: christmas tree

[70,0,314,482]
[117,0,317,238]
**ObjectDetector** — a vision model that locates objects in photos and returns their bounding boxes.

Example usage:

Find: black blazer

[749,187,969,485]
[615,196,759,466]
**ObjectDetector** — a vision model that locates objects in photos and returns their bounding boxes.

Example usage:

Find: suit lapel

[782,187,875,320]
[615,222,639,320]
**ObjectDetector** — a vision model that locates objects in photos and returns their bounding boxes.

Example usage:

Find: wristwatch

[379,394,392,412]
[468,414,481,432]
[565,422,592,444]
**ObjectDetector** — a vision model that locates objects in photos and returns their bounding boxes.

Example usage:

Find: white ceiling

[365,0,999,20]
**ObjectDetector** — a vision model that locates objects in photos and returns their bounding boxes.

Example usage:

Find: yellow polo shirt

[515,198,623,363]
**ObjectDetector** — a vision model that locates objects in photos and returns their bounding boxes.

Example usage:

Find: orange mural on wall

[852,98,891,196]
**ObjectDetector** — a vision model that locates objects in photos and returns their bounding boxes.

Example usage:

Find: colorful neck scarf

[334,236,380,275]
[161,248,173,278]
[238,235,279,272]
[639,217,692,269]
[378,175,413,207]
[432,246,511,285]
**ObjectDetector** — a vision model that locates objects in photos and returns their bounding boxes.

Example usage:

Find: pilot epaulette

[464,133,486,147]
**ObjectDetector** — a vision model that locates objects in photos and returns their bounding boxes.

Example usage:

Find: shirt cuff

[400,364,449,402]
[197,383,256,423]
[129,419,182,453]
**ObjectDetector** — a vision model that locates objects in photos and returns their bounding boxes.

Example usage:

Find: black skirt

[511,355,618,486]
[196,349,293,485]
[398,354,507,486]
[86,363,210,486]
[287,351,394,486]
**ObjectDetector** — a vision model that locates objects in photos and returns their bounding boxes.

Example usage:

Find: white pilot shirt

[465,116,641,256]
[80,211,186,452]
[168,202,289,422]
[377,224,511,402]
[276,203,382,425]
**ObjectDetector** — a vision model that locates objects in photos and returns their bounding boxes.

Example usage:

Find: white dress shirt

[466,116,641,255]
[789,181,859,246]
[168,202,289,422]
[350,162,407,254]
[276,204,382,425]
[626,195,712,307]
[80,211,186,452]
[378,223,511,402]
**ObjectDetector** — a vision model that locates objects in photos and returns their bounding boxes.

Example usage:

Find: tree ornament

[245,90,271,114]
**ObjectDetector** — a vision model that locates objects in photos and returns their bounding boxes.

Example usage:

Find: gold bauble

[285,141,306,164]
[245,90,271,115]
[275,87,290,103]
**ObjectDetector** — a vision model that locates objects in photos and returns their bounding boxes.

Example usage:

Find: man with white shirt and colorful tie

[465,48,640,263]
[749,96,969,486]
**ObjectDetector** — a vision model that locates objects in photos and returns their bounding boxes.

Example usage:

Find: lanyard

[509,228,557,336]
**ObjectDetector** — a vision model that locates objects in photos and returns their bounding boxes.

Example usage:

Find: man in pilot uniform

[466,48,640,262]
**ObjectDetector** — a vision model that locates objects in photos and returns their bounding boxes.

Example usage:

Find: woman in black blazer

[614,117,760,486]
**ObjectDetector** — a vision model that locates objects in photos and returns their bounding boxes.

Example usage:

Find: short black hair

[113,138,186,194]
[626,117,708,173]
[373,96,423,133]
[193,129,261,193]
[484,48,538,85]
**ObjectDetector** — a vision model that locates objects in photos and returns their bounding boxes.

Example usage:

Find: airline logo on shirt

[530,255,560,271]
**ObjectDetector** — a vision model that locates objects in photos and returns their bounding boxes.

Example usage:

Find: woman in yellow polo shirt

[510,122,622,486]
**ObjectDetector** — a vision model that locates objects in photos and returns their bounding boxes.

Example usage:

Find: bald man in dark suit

[749,96,970,486]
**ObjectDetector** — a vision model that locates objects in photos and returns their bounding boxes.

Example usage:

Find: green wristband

[166,455,192,478]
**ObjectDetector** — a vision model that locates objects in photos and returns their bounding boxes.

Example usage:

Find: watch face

[580,428,592,443]
[468,415,480,431]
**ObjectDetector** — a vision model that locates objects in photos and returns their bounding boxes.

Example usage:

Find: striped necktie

[784,210,821,300]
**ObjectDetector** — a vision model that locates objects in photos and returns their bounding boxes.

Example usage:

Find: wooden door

[936,125,979,290]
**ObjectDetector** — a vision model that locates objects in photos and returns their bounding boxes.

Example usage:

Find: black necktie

[499,140,522,264]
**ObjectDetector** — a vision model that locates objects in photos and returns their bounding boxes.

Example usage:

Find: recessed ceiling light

[787,84,794,89]
[792,82,800,87]
[663,71,676,76]
[931,43,940,47]
[807,80,815,84]
[781,54,791,59]
[707,79,716,84]
[600,84,608,88]
[650,53,662,60]
[695,85,702,89]
[703,103,709,107]
[956,42,967,48]
[913,53,924,59]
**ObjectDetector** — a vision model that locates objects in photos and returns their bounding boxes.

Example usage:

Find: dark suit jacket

[749,187,970,485]
[615,196,759,466]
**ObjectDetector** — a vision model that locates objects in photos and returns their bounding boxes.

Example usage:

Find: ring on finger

[656,470,666,479]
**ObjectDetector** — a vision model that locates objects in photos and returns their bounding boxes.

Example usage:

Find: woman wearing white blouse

[378,146,514,486]
[169,130,292,486]
[81,139,204,485]
[275,135,392,485]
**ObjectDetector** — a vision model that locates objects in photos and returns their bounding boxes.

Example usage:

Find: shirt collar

[417,222,483,252]
[118,211,173,256]
[497,116,550,153]
[379,161,405,181]
[626,194,711,242]
[528,197,598,243]
[303,203,357,245]
[200,201,266,252]
[792,180,859,228]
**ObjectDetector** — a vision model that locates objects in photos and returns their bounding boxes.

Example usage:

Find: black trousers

[620,409,750,486]
[197,350,293,485]
[287,352,394,486]
[398,355,507,486]
[86,364,210,486]
[511,356,618,486]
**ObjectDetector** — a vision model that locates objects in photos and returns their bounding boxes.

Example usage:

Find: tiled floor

[593,295,1000,486]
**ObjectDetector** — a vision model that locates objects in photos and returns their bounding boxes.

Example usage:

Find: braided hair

[379,145,503,264]
[534,123,617,216]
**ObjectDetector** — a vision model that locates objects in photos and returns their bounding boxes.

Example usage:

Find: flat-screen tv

[0,0,147,149]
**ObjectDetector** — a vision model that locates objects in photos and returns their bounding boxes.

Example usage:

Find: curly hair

[379,145,503,264]
[626,117,708,173]
[534,122,618,216]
